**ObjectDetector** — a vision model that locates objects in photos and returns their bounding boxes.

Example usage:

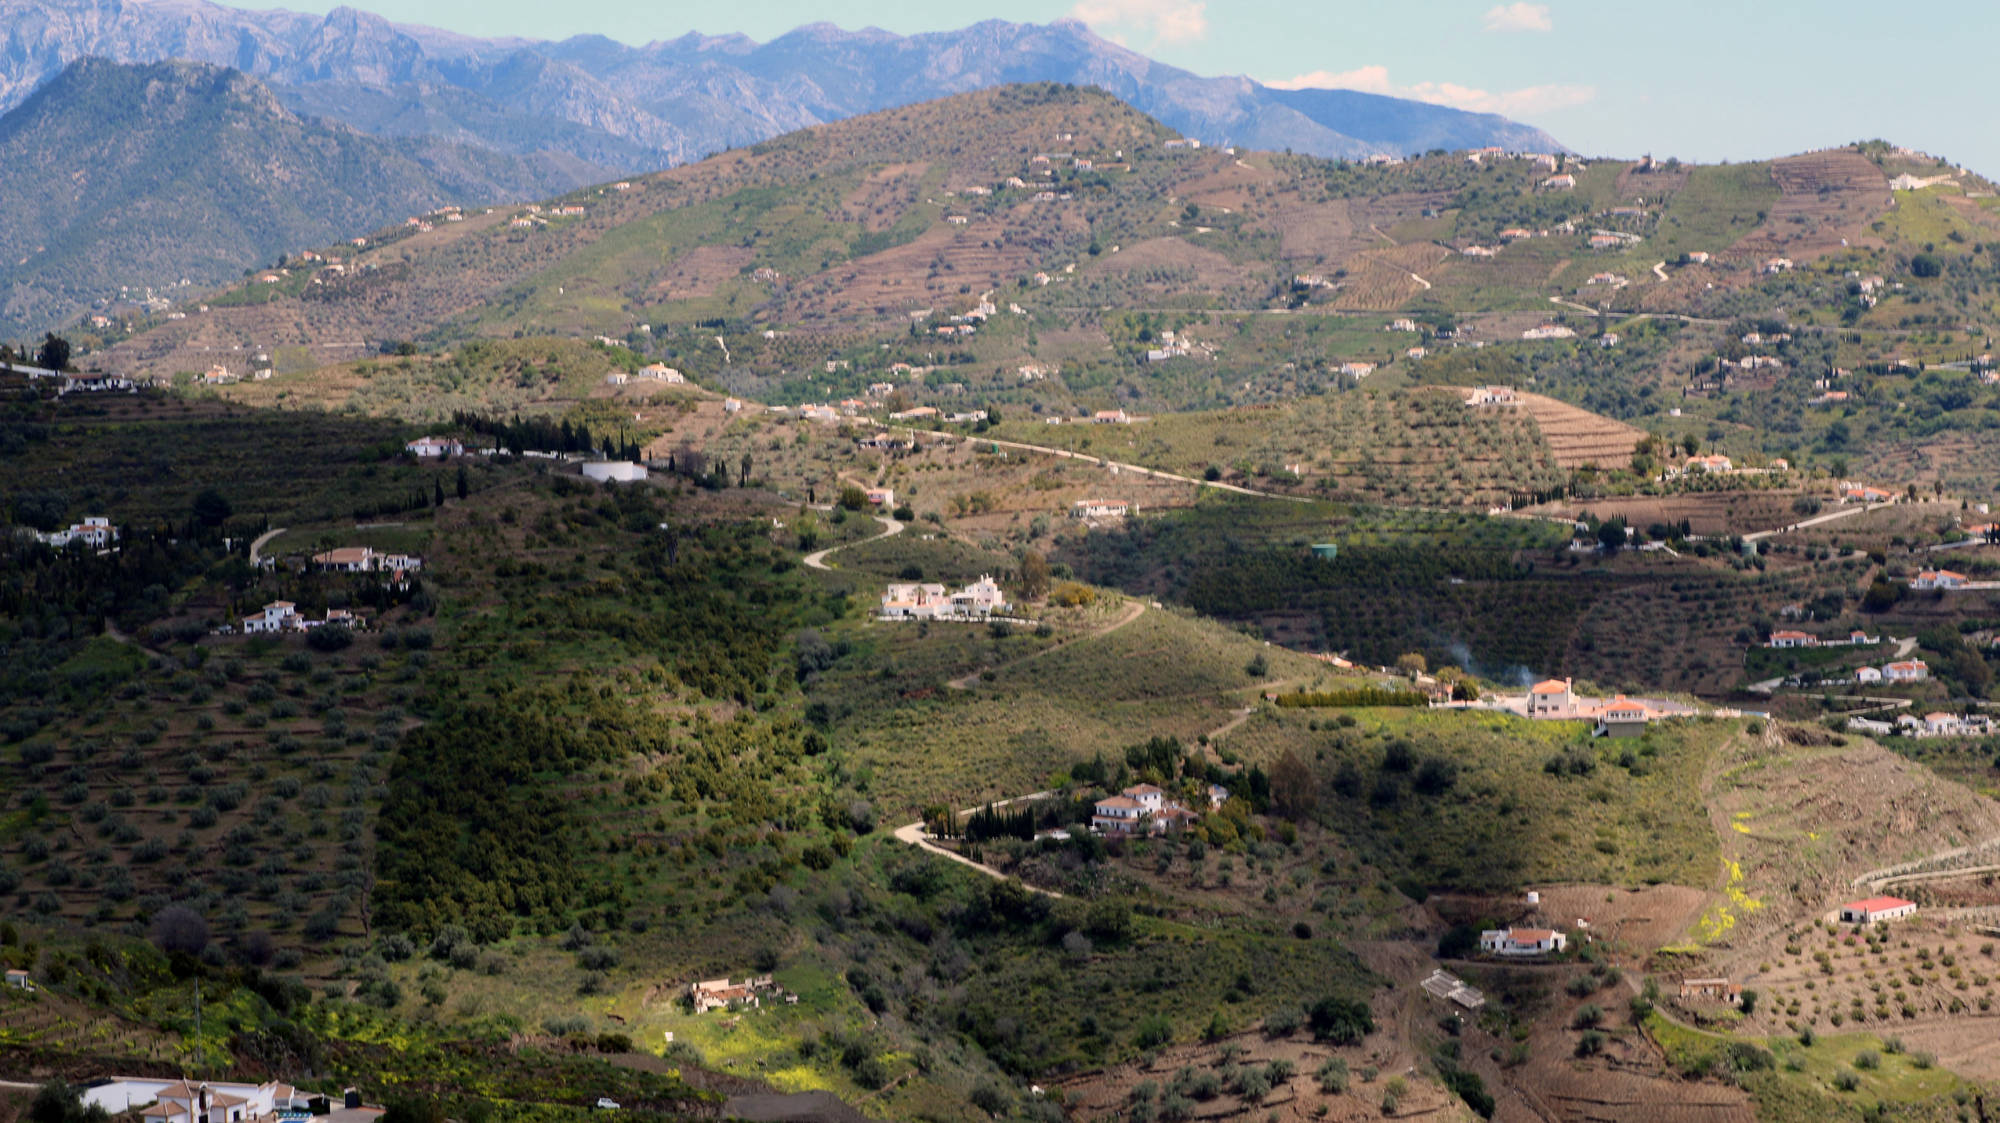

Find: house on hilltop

[1092,784,1204,836]
[406,437,462,458]
[1479,928,1567,956]
[1883,659,1929,683]
[1766,630,1819,649]
[81,1078,315,1123]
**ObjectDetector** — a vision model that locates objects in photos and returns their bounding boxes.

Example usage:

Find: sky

[278,0,1998,175]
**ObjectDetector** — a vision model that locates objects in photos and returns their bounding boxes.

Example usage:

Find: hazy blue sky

[315,0,1995,173]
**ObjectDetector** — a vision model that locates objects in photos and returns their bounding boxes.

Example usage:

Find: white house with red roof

[1479,927,1567,956]
[1838,896,1916,924]
[1912,569,1967,590]
[1092,784,1203,836]
[240,601,300,634]
[1595,696,1654,738]
[1525,678,1576,717]
[1883,659,1929,683]
[82,1079,312,1123]
[1766,630,1818,649]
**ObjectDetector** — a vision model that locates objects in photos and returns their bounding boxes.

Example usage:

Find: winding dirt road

[802,515,902,571]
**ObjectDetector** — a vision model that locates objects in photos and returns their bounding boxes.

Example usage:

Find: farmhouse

[1911,569,1967,590]
[1855,666,1883,684]
[1685,454,1734,474]
[37,516,119,550]
[405,437,462,458]
[1092,784,1202,836]
[1766,630,1819,649]
[5,968,31,990]
[879,575,1008,621]
[81,1078,314,1123]
[634,363,684,383]
[1466,385,1519,407]
[1339,362,1376,378]
[1071,499,1130,519]
[1525,678,1576,718]
[1093,409,1131,424]
[1842,484,1894,504]
[1541,174,1576,190]
[864,487,895,507]
[311,546,423,575]
[1838,897,1917,924]
[1678,978,1743,1005]
[1883,659,1930,683]
[1479,928,1567,956]
[689,975,778,1014]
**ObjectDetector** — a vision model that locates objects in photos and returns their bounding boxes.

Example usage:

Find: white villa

[1090,783,1217,836]
[879,575,1008,621]
[635,363,685,383]
[1521,324,1575,340]
[1883,659,1930,683]
[1525,678,1576,717]
[239,602,360,635]
[1479,928,1567,956]
[82,1079,312,1123]
[36,516,118,550]
[311,547,422,576]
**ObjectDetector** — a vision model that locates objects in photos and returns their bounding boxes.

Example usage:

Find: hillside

[0,58,584,338]
[0,0,1562,178]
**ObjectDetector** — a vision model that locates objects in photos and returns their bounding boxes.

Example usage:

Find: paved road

[891,791,1063,898]
[248,526,286,565]
[801,515,901,571]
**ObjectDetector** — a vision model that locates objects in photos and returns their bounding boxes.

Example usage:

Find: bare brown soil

[1514,392,1642,470]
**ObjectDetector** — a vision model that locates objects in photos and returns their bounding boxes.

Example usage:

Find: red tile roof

[1842,896,1915,913]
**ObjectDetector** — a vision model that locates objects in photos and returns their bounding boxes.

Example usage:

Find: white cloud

[1482,2,1553,32]
[1267,66,1593,118]
[1069,0,1209,44]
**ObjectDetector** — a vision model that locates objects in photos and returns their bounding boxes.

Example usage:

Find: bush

[1307,995,1374,1044]
[1574,1030,1605,1057]
[1263,1005,1302,1036]
[1853,1050,1879,1070]
[1133,1015,1174,1050]
[1316,1057,1348,1093]
[1571,1004,1602,1029]
[306,626,353,652]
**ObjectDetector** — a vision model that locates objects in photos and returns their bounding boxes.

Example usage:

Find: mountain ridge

[0,0,1567,173]
[0,57,595,339]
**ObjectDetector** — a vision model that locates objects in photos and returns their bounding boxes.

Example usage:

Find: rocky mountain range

[0,58,582,340]
[0,0,1565,178]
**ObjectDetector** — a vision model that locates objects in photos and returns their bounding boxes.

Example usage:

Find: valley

[3,59,2000,1123]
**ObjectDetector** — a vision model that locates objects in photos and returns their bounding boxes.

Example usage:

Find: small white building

[1479,928,1567,956]
[1911,569,1967,590]
[582,461,648,483]
[38,516,119,550]
[1071,499,1130,519]
[1855,666,1882,684]
[1837,896,1917,924]
[406,437,463,458]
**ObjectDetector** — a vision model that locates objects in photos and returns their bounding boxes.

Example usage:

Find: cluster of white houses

[78,1079,380,1123]
[878,575,1008,621]
[1764,629,1878,649]
[1089,782,1230,835]
[28,516,118,550]
[238,602,363,635]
